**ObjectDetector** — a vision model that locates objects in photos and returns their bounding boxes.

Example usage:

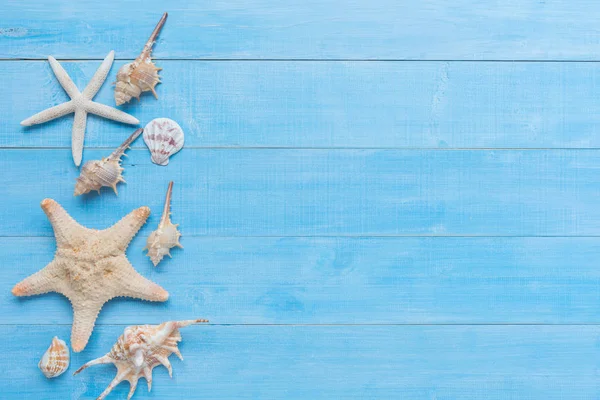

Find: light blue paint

[2,0,600,60]
[1,0,600,399]
[6,61,600,148]
[1,149,600,236]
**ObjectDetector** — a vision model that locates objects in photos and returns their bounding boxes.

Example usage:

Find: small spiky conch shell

[74,128,143,196]
[39,336,70,378]
[115,13,167,106]
[143,118,184,166]
[144,181,182,266]
[74,319,208,400]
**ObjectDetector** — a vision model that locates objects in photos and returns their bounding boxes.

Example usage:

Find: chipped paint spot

[0,27,28,37]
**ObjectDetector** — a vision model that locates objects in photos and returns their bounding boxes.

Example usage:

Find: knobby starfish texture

[12,199,169,352]
[20,51,139,166]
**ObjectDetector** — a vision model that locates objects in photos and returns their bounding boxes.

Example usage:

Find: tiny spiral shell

[38,336,70,378]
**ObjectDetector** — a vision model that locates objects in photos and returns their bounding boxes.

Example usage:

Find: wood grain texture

[1,149,599,237]
[5,60,600,149]
[4,325,600,399]
[3,0,600,60]
[5,237,600,325]
[3,1,600,399]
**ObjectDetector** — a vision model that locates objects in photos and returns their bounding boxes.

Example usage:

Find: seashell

[74,128,143,196]
[74,319,208,400]
[144,181,182,266]
[143,118,184,166]
[115,13,167,106]
[39,336,70,378]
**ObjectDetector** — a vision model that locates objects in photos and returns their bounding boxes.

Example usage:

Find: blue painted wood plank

[1,149,599,237]
[4,237,600,325]
[3,1,600,60]
[3,325,600,399]
[4,61,600,149]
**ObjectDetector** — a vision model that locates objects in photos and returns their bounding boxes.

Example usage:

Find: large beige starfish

[12,199,169,352]
[20,51,139,166]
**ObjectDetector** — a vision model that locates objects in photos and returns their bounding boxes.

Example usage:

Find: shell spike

[97,373,127,400]
[160,181,174,228]
[108,128,143,162]
[140,12,168,62]
[144,366,153,391]
[176,318,209,329]
[73,355,112,375]
[127,379,139,400]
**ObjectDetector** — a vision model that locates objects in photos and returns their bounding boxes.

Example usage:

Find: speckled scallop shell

[74,319,208,400]
[114,13,167,106]
[143,118,184,166]
[38,336,69,378]
[144,181,182,266]
[74,128,143,196]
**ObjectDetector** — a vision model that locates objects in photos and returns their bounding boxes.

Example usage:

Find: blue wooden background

[2,0,600,398]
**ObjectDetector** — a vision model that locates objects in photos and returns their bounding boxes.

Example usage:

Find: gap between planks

[5,147,600,151]
[6,58,600,63]
[6,234,600,238]
[5,323,600,326]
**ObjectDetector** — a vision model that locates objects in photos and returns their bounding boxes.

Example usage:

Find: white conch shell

[74,319,208,400]
[144,181,182,266]
[74,128,143,196]
[39,336,70,378]
[115,13,167,105]
[143,118,184,166]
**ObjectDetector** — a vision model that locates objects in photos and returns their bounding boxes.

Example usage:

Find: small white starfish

[21,51,139,166]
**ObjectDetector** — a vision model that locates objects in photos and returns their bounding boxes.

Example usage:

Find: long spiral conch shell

[144,181,183,266]
[39,336,70,378]
[74,128,143,196]
[74,319,208,400]
[115,13,167,106]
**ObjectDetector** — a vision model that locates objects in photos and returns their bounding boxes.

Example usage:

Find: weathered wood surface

[3,0,600,60]
[4,61,600,149]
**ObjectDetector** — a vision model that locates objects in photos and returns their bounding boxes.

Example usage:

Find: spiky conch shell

[74,319,208,400]
[143,118,184,166]
[115,13,167,106]
[145,181,183,266]
[74,128,143,196]
[39,336,70,378]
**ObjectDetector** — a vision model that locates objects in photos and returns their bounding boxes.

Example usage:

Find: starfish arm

[100,206,150,251]
[82,51,114,99]
[48,56,81,98]
[41,199,90,247]
[72,108,87,166]
[85,101,139,125]
[112,258,169,302]
[20,101,75,126]
[71,299,104,352]
[12,260,62,297]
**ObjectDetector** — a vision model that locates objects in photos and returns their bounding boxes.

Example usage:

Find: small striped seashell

[39,336,70,378]
[143,118,184,166]
[74,319,208,400]
[114,13,167,106]
[144,181,182,266]
[74,128,143,196]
